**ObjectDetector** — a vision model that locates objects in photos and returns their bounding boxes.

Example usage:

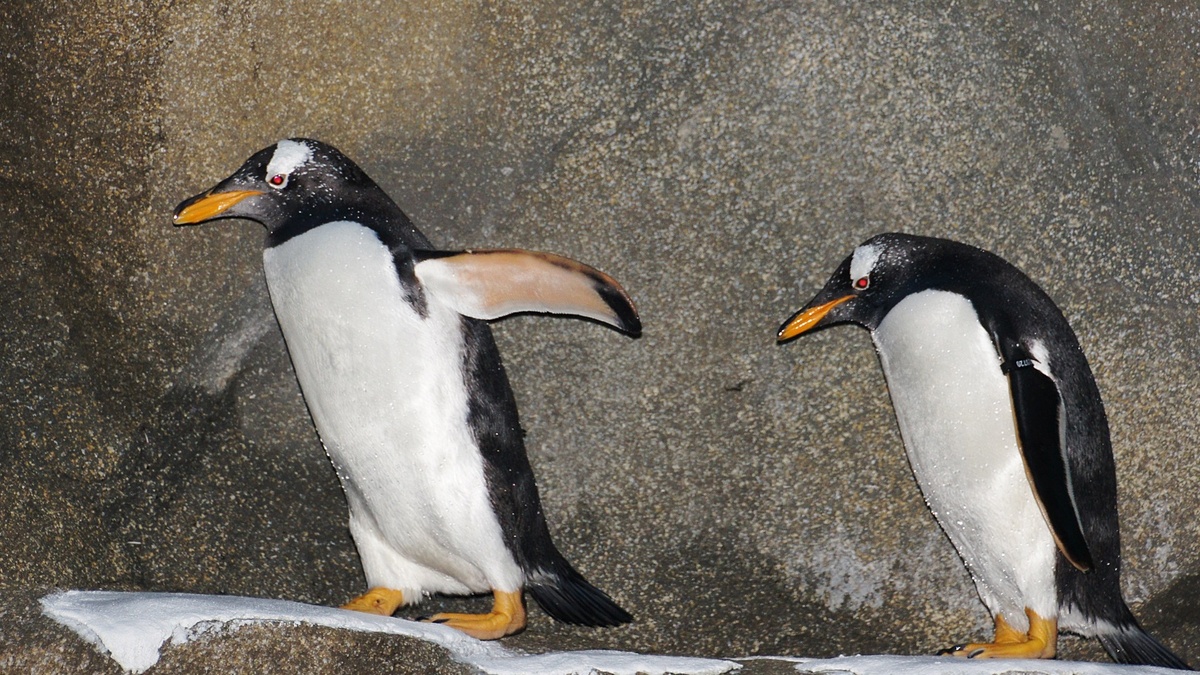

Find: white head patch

[266,139,313,179]
[850,241,885,282]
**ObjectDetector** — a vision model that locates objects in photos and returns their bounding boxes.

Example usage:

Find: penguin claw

[936,644,967,656]
[939,638,1055,660]
[936,644,987,658]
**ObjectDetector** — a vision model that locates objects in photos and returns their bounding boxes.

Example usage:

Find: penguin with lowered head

[776,232,1190,668]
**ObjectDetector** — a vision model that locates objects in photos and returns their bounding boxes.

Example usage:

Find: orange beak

[173,189,263,225]
[776,295,854,341]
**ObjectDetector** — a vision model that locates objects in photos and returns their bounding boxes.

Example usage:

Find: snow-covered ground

[40,590,737,675]
[40,590,1186,675]
[762,655,1188,675]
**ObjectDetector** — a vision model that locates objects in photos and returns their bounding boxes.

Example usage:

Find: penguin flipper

[1004,354,1095,571]
[413,249,641,335]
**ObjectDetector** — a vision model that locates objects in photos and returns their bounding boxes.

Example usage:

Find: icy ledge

[770,655,1186,674]
[40,590,738,675]
[41,591,1184,675]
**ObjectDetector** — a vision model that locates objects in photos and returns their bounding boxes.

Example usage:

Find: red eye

[854,276,869,290]
[268,174,286,186]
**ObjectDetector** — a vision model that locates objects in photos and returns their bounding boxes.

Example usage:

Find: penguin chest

[260,221,520,595]
[871,290,1057,620]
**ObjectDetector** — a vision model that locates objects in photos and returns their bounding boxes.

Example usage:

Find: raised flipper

[1002,347,1094,572]
[413,249,641,335]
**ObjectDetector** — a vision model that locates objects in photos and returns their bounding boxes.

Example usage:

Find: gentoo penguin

[173,138,637,639]
[776,233,1190,668]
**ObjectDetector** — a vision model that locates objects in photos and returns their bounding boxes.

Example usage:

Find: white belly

[872,290,1057,628]
[262,221,522,598]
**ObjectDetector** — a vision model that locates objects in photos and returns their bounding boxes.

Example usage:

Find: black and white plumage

[776,233,1189,669]
[174,138,636,639]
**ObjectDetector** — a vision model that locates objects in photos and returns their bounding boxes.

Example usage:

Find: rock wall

[1,0,1197,669]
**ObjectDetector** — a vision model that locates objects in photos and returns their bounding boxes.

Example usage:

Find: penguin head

[173,138,394,240]
[777,233,941,340]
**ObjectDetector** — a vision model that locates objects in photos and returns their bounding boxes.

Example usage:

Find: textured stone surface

[1,0,1198,671]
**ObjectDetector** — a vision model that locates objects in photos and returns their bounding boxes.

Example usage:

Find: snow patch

[785,654,1187,674]
[41,591,1180,675]
[780,523,886,613]
[477,649,738,675]
[40,590,739,675]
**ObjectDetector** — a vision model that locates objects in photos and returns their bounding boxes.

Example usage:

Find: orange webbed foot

[341,587,405,616]
[421,589,526,640]
[939,608,1057,660]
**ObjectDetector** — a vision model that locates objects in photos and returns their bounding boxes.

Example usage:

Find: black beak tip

[171,191,213,227]
[775,313,801,343]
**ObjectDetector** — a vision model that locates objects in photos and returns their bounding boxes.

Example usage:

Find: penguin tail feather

[526,567,632,628]
[1095,625,1192,670]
